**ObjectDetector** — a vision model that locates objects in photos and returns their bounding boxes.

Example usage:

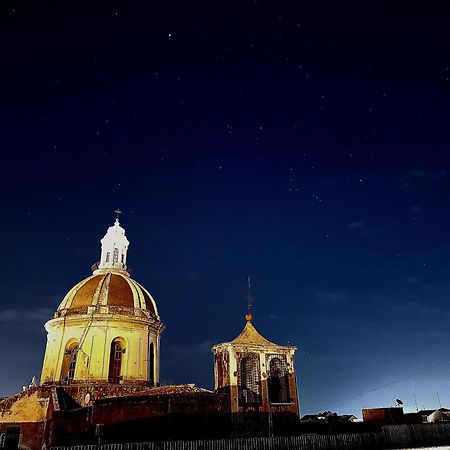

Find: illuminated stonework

[40,219,163,386]
[212,319,299,418]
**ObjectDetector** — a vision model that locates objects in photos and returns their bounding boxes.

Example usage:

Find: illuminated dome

[41,216,163,386]
[55,271,159,319]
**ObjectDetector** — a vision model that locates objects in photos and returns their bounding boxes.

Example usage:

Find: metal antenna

[411,381,419,412]
[437,391,442,408]
[245,276,253,322]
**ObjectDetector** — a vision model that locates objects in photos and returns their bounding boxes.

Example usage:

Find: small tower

[211,283,299,431]
[98,211,130,273]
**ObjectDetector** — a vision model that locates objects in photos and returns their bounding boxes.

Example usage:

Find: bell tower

[211,282,299,430]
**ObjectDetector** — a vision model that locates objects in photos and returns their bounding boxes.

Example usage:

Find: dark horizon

[1,1,450,417]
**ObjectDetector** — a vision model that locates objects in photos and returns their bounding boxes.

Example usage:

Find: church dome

[41,216,163,387]
[52,216,159,321]
[55,270,159,319]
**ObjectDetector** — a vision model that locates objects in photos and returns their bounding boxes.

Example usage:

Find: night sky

[1,1,450,417]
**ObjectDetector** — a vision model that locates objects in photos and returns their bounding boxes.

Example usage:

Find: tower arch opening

[238,353,261,406]
[267,354,290,404]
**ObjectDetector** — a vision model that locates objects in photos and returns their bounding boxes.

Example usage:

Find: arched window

[148,342,155,386]
[267,355,290,404]
[238,353,261,405]
[113,248,119,263]
[61,341,79,384]
[108,338,124,383]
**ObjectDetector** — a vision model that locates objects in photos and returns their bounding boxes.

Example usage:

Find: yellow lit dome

[41,217,163,386]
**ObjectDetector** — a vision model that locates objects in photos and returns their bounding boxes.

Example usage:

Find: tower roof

[231,320,278,347]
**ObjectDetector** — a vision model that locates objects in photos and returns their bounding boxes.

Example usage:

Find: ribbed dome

[55,270,159,318]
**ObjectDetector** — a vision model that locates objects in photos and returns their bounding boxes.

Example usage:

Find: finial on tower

[115,209,122,221]
[245,275,253,322]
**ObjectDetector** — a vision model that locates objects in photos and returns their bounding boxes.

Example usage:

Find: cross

[245,275,253,322]
[115,209,122,219]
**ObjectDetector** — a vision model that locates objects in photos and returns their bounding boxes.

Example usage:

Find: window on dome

[109,338,124,383]
[113,248,119,263]
[60,342,79,384]
[121,253,124,263]
[106,252,110,262]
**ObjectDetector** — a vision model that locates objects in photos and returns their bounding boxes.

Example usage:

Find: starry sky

[1,1,450,417]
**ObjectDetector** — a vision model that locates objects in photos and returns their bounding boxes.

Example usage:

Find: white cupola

[97,216,130,273]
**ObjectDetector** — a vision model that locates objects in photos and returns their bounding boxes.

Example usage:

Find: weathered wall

[47,391,232,446]
[92,392,226,425]
[0,388,50,423]
[6,386,450,450]
[50,409,93,447]
[0,422,44,450]
[0,387,55,450]
[363,407,405,424]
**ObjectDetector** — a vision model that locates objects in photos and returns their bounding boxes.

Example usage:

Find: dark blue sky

[1,1,450,416]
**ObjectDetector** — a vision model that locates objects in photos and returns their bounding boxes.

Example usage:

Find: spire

[97,213,130,274]
[245,275,253,322]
